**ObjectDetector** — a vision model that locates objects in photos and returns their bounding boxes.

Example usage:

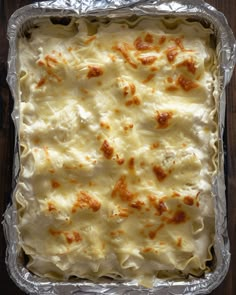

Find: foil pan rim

[4,0,236,294]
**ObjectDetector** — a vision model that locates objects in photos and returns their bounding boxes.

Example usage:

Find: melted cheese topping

[17,16,217,287]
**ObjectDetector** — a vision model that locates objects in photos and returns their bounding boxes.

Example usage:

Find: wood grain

[0,1,235,294]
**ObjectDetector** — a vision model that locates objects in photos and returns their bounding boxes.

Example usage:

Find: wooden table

[0,0,235,294]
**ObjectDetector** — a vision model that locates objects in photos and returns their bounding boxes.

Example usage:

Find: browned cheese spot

[172,192,180,198]
[49,229,61,236]
[39,56,62,82]
[173,37,185,50]
[36,77,46,88]
[49,229,82,244]
[177,237,182,247]
[117,208,129,217]
[72,231,82,242]
[183,196,194,206]
[148,195,168,215]
[48,202,57,212]
[100,140,114,159]
[158,35,166,45]
[116,154,125,165]
[156,111,173,128]
[128,157,135,170]
[165,210,187,224]
[149,224,165,239]
[166,46,178,62]
[45,55,58,67]
[142,247,153,253]
[37,60,45,66]
[177,58,197,74]
[134,36,152,51]
[46,68,62,82]
[112,175,136,202]
[64,231,82,244]
[129,83,136,95]
[123,124,134,131]
[150,142,160,150]
[155,200,168,216]
[139,56,157,65]
[51,180,60,189]
[125,96,141,106]
[109,54,116,62]
[177,75,198,91]
[151,66,158,72]
[100,121,110,130]
[113,43,137,69]
[72,191,101,213]
[87,65,103,79]
[144,33,154,43]
[123,86,129,96]
[130,200,145,210]
[69,179,78,184]
[142,74,155,84]
[33,137,40,144]
[123,83,136,96]
[110,229,125,237]
[166,85,179,91]
[153,165,167,181]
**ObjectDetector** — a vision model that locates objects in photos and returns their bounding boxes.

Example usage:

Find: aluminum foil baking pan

[3,0,236,294]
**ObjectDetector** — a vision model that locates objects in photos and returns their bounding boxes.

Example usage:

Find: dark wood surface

[0,0,235,294]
